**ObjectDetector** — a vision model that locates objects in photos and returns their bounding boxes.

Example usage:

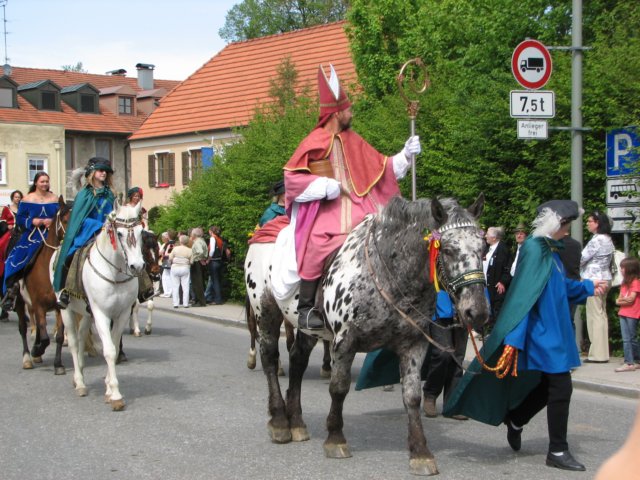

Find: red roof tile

[0,67,180,134]
[130,21,356,141]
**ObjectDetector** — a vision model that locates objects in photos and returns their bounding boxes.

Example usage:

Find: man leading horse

[284,64,421,331]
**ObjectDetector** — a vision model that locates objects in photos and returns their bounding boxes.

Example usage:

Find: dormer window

[0,76,18,108]
[118,96,133,115]
[60,83,99,113]
[17,80,62,111]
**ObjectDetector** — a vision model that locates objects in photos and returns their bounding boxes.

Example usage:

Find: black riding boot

[1,277,20,312]
[297,279,325,331]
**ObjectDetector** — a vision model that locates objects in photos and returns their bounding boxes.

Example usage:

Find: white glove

[325,179,341,200]
[403,135,421,158]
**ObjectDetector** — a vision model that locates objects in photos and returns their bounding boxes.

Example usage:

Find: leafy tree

[61,61,88,73]
[219,0,349,42]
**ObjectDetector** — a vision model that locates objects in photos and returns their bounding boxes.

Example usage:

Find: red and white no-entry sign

[511,39,552,90]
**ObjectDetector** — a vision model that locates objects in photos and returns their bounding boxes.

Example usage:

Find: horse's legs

[324,347,356,458]
[92,309,125,411]
[258,307,290,443]
[17,301,32,369]
[399,345,438,476]
[31,305,51,359]
[53,310,66,375]
[286,329,317,442]
[62,310,88,396]
[144,299,153,335]
[320,340,332,378]
[246,296,258,369]
[129,302,141,336]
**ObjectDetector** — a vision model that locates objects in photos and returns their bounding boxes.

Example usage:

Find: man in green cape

[444,200,607,472]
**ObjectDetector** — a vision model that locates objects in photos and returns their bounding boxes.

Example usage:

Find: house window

[95,139,112,161]
[41,91,57,110]
[118,96,133,115]
[0,88,13,108]
[0,154,6,184]
[28,156,48,184]
[148,152,175,187]
[181,149,203,185]
[80,94,96,113]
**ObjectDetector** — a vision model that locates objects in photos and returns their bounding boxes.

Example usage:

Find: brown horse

[16,196,70,374]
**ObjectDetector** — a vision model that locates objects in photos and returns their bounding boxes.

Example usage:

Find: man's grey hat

[536,200,581,222]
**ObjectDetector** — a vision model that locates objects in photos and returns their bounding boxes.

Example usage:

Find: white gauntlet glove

[325,179,341,200]
[403,135,421,158]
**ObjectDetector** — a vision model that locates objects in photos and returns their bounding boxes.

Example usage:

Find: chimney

[136,63,155,90]
[106,68,127,76]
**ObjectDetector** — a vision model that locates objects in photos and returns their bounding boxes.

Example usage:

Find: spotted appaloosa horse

[16,196,70,374]
[244,195,489,476]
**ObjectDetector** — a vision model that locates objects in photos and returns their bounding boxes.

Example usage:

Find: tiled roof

[130,21,356,141]
[1,67,181,134]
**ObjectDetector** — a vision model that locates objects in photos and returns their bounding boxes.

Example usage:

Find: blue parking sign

[606,127,639,177]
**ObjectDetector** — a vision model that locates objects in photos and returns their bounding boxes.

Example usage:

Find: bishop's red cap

[317,64,351,127]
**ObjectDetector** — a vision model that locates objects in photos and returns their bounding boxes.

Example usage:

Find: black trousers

[421,318,468,403]
[508,372,573,452]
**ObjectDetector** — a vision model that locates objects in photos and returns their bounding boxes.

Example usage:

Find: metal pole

[570,0,584,244]
[410,117,416,201]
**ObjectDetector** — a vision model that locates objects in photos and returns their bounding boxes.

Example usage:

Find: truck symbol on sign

[520,57,545,73]
[610,183,638,200]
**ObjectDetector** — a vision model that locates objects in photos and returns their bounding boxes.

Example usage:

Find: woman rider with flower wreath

[53,157,116,308]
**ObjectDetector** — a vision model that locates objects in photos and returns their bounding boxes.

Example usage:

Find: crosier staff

[397,58,429,201]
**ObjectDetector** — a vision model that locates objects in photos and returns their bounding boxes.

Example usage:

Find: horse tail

[68,168,86,193]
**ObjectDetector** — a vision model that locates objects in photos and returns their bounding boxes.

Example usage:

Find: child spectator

[615,257,640,372]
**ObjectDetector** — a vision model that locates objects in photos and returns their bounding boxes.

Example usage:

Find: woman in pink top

[615,257,640,372]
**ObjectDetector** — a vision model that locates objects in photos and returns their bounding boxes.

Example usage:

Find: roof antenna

[0,0,9,72]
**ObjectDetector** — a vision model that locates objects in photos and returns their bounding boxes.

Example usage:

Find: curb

[153,304,640,400]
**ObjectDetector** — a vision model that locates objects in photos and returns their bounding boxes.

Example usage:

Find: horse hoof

[409,458,439,476]
[75,387,88,397]
[133,331,141,337]
[277,367,286,376]
[290,427,310,442]
[32,356,43,364]
[111,399,126,411]
[144,327,152,335]
[247,357,256,370]
[54,366,66,375]
[268,424,292,444]
[323,442,352,458]
[22,360,34,369]
[116,353,128,364]
[320,367,331,378]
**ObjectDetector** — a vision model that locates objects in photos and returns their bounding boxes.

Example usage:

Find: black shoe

[0,308,9,321]
[298,308,325,330]
[504,419,522,451]
[546,451,586,471]
[56,290,70,310]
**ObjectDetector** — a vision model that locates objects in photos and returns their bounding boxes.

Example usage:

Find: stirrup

[298,308,325,331]
[56,290,70,310]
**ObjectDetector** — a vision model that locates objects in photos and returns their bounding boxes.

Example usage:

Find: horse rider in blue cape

[53,157,116,308]
[444,200,608,472]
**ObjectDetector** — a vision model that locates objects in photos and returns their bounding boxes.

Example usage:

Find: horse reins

[364,218,486,370]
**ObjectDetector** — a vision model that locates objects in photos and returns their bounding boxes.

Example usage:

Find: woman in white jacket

[169,234,192,308]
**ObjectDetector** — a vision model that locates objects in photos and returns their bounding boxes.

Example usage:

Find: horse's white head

[109,202,145,274]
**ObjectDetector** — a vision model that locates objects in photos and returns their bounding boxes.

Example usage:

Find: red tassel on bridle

[107,223,117,250]
[424,231,441,292]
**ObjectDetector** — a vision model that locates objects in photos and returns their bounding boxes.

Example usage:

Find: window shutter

[168,153,175,186]
[182,152,189,185]
[148,155,156,187]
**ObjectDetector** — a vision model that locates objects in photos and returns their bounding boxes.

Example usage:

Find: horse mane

[379,195,474,232]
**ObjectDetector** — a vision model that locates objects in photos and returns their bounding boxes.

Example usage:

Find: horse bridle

[88,216,143,283]
[433,221,486,299]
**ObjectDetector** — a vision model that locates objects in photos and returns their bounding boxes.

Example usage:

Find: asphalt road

[0,309,636,480]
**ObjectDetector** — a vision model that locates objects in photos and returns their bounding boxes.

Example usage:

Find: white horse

[56,203,145,411]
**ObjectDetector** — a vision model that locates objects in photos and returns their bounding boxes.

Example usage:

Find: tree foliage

[219,0,349,42]
[61,61,88,73]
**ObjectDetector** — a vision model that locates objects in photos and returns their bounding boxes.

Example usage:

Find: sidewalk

[152,296,640,399]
